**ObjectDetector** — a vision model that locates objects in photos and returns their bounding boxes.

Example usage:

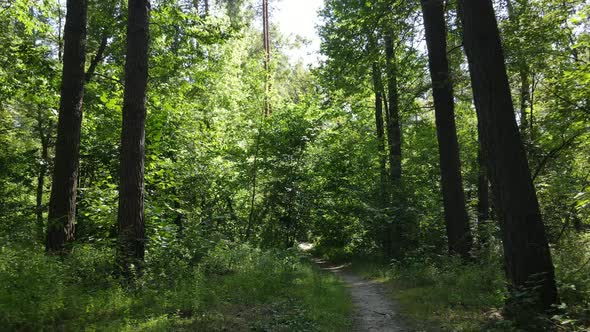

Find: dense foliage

[0,0,588,330]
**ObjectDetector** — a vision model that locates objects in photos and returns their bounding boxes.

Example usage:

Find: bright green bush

[552,234,590,330]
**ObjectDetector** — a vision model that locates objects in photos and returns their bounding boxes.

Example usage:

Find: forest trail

[313,258,411,332]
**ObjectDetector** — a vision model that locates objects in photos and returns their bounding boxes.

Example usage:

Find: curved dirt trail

[314,259,411,332]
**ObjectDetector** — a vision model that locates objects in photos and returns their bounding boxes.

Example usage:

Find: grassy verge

[343,236,590,332]
[0,242,352,331]
[349,256,509,332]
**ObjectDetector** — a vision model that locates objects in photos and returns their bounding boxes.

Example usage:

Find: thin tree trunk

[36,129,49,242]
[384,32,402,184]
[262,0,271,116]
[85,32,108,83]
[458,0,557,310]
[518,67,530,135]
[117,0,150,277]
[46,0,87,253]
[57,2,63,62]
[371,62,387,201]
[421,0,472,259]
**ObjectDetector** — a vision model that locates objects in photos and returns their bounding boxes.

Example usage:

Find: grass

[0,242,352,331]
[349,256,509,332]
[348,244,590,332]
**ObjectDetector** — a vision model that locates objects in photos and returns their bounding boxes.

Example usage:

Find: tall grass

[0,241,352,331]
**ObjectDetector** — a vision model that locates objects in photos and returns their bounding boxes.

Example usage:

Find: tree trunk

[383,30,405,260]
[370,56,390,258]
[371,62,387,201]
[36,130,49,242]
[518,67,530,136]
[458,0,557,310]
[262,0,271,116]
[384,32,402,184]
[46,0,87,253]
[421,0,472,259]
[117,0,150,277]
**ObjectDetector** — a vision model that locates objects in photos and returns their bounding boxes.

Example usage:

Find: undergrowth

[350,254,508,332]
[0,240,352,331]
[326,233,590,332]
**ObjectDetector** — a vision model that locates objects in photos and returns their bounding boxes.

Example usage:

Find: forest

[0,0,589,330]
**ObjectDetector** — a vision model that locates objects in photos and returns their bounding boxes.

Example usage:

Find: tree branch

[532,133,583,182]
[85,32,109,83]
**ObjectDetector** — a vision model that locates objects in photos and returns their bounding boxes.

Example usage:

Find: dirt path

[314,259,411,332]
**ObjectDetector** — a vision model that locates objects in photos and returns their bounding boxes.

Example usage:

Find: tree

[383,29,404,260]
[458,0,558,309]
[46,0,88,253]
[117,0,150,276]
[384,30,401,186]
[420,0,472,258]
[371,60,387,203]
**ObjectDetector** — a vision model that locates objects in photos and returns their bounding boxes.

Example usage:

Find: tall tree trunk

[117,0,150,277]
[371,62,387,201]
[384,32,402,184]
[46,0,87,253]
[458,0,557,310]
[262,0,271,116]
[421,0,472,259]
[384,30,404,260]
[370,56,390,258]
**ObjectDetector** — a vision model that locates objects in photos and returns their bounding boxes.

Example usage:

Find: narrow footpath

[314,259,413,332]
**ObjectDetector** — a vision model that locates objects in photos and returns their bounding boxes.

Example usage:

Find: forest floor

[313,258,413,332]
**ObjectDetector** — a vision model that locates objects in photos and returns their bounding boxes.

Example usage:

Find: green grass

[350,256,509,332]
[0,242,352,331]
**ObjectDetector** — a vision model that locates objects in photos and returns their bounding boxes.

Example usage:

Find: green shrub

[64,245,116,288]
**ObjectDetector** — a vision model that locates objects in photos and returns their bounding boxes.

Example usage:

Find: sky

[273,0,324,66]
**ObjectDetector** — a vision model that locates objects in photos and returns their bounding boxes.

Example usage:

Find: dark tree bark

[384,32,402,184]
[458,0,557,309]
[117,0,150,277]
[421,0,472,259]
[371,62,387,200]
[46,0,87,253]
